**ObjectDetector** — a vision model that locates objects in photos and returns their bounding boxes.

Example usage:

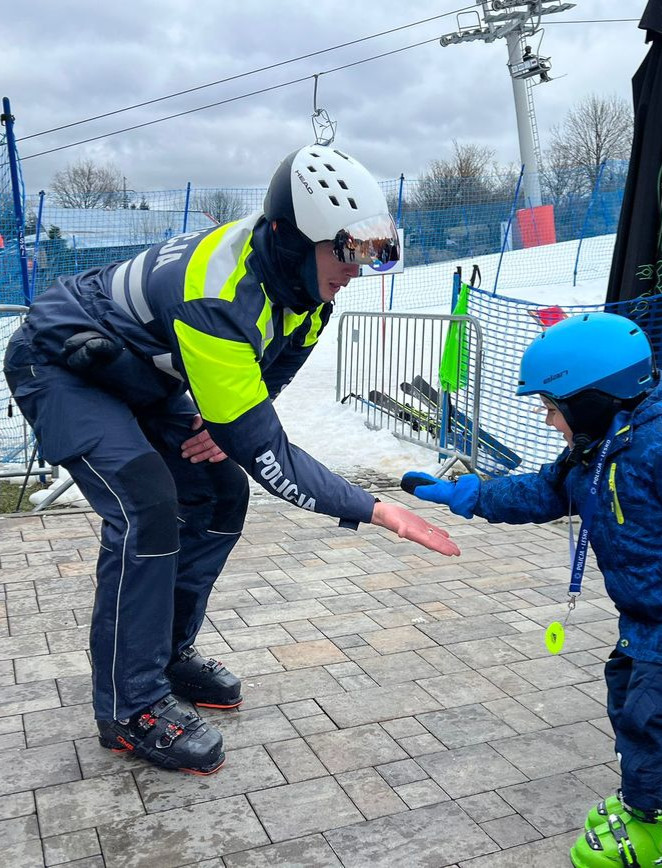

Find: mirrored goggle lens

[331,214,400,266]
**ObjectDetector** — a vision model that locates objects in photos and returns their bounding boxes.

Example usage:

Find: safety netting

[339,164,625,313]
[20,187,266,302]
[0,161,625,311]
[0,306,32,464]
[0,130,26,306]
[460,285,662,476]
[0,133,34,463]
[0,125,640,478]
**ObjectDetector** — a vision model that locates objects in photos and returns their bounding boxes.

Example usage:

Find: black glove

[62,331,123,372]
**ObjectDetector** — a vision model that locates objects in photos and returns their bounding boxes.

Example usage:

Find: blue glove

[400,472,480,519]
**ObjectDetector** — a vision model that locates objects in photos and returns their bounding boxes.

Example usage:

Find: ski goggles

[331,213,400,266]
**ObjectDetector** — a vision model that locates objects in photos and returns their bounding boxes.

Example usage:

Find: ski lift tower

[440,1,575,207]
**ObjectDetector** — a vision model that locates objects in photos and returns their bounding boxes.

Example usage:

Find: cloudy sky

[5,1,649,194]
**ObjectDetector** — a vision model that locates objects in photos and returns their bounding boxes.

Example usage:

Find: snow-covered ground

[275,324,435,481]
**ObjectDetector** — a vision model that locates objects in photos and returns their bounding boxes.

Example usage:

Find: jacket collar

[580,386,662,465]
[250,215,321,314]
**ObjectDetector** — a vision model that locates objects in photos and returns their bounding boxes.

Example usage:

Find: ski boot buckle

[607,814,640,868]
[156,722,185,749]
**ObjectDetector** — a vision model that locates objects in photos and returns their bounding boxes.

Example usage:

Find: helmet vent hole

[328,195,340,206]
[307,165,317,172]
[347,198,358,210]
[334,150,350,160]
[337,179,348,190]
[318,179,329,188]
[324,163,336,172]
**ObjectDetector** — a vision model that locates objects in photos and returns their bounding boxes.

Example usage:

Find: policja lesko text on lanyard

[545,411,628,655]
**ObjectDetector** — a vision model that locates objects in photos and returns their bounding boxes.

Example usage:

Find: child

[402,312,662,867]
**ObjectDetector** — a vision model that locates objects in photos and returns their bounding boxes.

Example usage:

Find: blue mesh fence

[381,162,625,310]
[0,130,34,464]
[0,307,31,464]
[22,187,267,301]
[0,162,626,311]
[0,129,27,305]
[458,286,662,477]
[337,163,625,313]
[0,124,646,477]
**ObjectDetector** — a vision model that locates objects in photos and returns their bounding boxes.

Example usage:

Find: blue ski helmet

[517,312,656,401]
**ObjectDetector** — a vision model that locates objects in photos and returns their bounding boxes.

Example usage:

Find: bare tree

[191,190,248,225]
[0,192,16,240]
[23,209,37,235]
[540,146,589,203]
[547,93,633,188]
[413,141,502,210]
[51,160,125,209]
[490,162,522,202]
[386,189,417,221]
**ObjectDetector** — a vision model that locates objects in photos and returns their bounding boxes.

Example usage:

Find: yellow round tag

[545,621,565,654]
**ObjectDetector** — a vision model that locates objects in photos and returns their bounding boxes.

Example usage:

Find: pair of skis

[347,375,521,473]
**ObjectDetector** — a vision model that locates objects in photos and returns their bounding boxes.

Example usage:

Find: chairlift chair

[508,53,552,80]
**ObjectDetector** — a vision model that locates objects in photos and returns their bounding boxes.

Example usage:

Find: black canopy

[605,2,662,360]
[606,2,662,305]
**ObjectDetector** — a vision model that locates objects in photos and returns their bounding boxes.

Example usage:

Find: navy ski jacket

[21,213,376,526]
[469,383,662,663]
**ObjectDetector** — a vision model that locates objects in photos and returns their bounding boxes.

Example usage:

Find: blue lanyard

[567,412,627,598]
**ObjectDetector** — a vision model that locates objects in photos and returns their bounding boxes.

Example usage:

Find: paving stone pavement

[0,485,620,867]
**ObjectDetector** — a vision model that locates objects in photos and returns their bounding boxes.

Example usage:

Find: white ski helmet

[264,145,399,266]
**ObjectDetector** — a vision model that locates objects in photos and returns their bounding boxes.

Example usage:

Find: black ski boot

[97,694,225,774]
[167,646,243,709]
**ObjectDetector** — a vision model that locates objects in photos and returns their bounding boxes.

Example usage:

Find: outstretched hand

[371,501,460,556]
[181,415,228,464]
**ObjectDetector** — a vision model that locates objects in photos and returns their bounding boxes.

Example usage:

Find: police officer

[4,145,460,774]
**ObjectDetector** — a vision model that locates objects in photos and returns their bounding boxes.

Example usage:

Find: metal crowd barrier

[0,305,68,512]
[336,311,484,475]
[0,305,33,468]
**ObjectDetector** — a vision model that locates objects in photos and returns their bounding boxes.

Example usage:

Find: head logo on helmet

[295,170,314,195]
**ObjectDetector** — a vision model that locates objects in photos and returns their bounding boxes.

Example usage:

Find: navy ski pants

[4,333,249,721]
[606,647,662,811]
